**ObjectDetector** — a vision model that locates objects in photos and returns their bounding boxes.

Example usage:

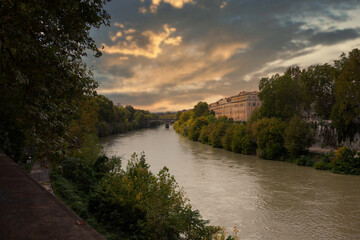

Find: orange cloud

[110,32,123,42]
[209,42,248,61]
[102,24,182,58]
[142,0,194,13]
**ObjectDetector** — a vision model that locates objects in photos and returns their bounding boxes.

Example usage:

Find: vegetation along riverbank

[174,49,360,175]
[1,0,359,239]
[0,1,238,239]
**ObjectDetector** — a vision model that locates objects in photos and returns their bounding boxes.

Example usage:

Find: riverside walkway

[0,151,104,240]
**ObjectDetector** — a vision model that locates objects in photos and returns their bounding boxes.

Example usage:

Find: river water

[101,126,360,240]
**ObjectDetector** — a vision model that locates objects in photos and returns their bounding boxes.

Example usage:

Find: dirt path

[30,159,53,193]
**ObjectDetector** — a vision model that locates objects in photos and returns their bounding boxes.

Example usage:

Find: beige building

[209,91,261,121]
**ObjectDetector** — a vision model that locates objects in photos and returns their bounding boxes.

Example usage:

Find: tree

[89,153,219,239]
[193,102,209,118]
[231,124,254,154]
[188,116,209,141]
[331,146,360,175]
[301,64,337,119]
[221,124,234,151]
[133,111,146,129]
[284,116,314,157]
[0,0,110,160]
[209,122,228,148]
[331,49,360,142]
[252,118,286,159]
[258,67,305,121]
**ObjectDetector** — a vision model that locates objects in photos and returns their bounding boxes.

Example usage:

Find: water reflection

[102,126,360,240]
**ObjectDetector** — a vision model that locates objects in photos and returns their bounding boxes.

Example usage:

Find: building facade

[209,91,261,121]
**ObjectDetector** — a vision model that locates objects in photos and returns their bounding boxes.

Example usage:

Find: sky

[85,0,360,112]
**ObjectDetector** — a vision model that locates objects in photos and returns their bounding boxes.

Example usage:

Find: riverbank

[173,109,360,175]
[101,126,360,239]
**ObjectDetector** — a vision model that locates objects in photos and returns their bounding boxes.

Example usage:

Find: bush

[199,125,209,144]
[314,161,330,170]
[295,155,314,166]
[96,121,110,138]
[210,122,228,148]
[284,116,314,157]
[231,124,255,155]
[252,118,286,159]
[89,153,219,239]
[331,146,360,174]
[188,116,209,141]
[222,124,234,151]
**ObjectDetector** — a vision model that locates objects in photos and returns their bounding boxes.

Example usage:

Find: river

[101,126,360,240]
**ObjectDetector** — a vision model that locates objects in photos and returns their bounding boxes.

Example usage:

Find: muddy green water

[101,126,360,239]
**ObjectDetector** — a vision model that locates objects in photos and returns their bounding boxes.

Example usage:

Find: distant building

[209,91,261,121]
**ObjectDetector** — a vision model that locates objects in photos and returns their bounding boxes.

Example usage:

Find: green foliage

[0,0,110,160]
[222,124,235,151]
[284,116,314,157]
[95,95,159,137]
[258,67,305,121]
[210,122,228,148]
[51,171,90,219]
[88,153,219,239]
[188,116,209,141]
[53,153,220,239]
[314,161,330,170]
[71,133,103,164]
[252,118,286,160]
[193,102,210,118]
[331,49,360,142]
[179,110,194,126]
[295,155,314,166]
[301,64,337,119]
[231,124,254,154]
[175,111,182,120]
[199,124,214,144]
[331,146,360,174]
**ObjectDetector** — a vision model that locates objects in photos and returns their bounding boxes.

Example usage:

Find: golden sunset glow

[87,0,360,112]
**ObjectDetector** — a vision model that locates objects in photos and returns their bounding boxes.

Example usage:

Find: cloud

[310,28,360,45]
[102,24,182,58]
[148,0,194,13]
[86,0,360,111]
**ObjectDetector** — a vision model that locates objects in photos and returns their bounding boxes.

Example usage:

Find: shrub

[89,153,219,239]
[222,124,234,151]
[199,125,209,144]
[284,116,314,157]
[314,161,330,170]
[188,116,209,141]
[231,124,255,155]
[231,124,246,153]
[210,122,228,148]
[331,146,360,174]
[295,155,314,166]
[96,121,110,138]
[252,118,286,159]
[306,158,315,167]
[60,157,96,193]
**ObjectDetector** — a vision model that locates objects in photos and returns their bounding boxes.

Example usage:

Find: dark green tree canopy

[0,0,110,158]
[300,64,337,119]
[258,67,305,121]
[193,101,209,118]
[331,48,360,142]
